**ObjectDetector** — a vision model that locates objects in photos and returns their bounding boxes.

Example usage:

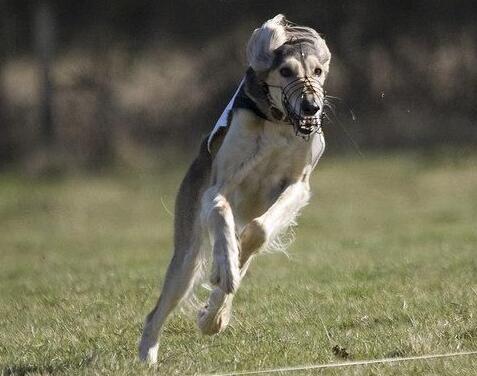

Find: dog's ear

[246,14,288,72]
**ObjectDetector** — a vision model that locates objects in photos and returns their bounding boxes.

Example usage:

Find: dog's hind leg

[139,241,202,364]
[139,141,212,365]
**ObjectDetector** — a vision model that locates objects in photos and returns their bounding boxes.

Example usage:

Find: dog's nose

[301,100,320,116]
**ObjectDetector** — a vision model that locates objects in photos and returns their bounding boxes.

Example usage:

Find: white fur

[208,78,245,153]
[247,14,288,72]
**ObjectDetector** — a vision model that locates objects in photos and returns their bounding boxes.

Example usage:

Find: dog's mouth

[265,77,325,138]
[286,110,322,136]
[280,78,324,138]
[297,116,321,135]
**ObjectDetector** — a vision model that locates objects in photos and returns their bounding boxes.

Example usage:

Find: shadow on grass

[2,364,61,376]
[2,351,98,375]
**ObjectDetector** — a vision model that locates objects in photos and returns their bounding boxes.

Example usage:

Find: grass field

[1,151,476,375]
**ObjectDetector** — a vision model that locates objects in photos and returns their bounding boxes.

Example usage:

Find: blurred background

[1,0,476,172]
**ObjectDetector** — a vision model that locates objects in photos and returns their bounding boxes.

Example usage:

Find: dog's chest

[231,127,313,223]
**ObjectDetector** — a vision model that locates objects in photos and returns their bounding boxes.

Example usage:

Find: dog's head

[246,14,331,136]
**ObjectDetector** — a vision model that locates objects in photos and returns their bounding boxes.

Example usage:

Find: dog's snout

[301,99,320,116]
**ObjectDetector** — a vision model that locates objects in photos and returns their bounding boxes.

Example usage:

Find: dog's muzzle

[268,77,325,138]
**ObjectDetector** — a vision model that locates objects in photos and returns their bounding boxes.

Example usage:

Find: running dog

[139,14,331,364]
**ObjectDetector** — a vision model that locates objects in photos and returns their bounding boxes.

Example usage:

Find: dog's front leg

[201,187,240,294]
[240,180,311,266]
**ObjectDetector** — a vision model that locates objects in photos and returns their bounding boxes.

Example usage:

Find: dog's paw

[138,335,159,365]
[210,253,240,294]
[197,291,232,335]
[139,338,159,366]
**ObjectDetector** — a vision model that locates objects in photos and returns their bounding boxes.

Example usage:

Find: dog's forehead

[272,40,326,69]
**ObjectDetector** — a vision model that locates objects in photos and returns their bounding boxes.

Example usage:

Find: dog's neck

[232,85,268,122]
[242,68,286,124]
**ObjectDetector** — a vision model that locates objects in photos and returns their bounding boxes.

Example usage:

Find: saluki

[139,14,331,364]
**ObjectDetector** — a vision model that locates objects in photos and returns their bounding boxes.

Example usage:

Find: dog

[139,14,331,364]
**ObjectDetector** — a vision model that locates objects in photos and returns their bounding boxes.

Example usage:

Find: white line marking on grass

[198,350,477,376]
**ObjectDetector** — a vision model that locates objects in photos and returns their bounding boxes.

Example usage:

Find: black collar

[232,86,269,121]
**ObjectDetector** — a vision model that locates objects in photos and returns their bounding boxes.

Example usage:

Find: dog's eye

[314,67,323,76]
[279,67,293,77]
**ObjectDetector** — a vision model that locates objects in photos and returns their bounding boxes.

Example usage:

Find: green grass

[1,152,476,375]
